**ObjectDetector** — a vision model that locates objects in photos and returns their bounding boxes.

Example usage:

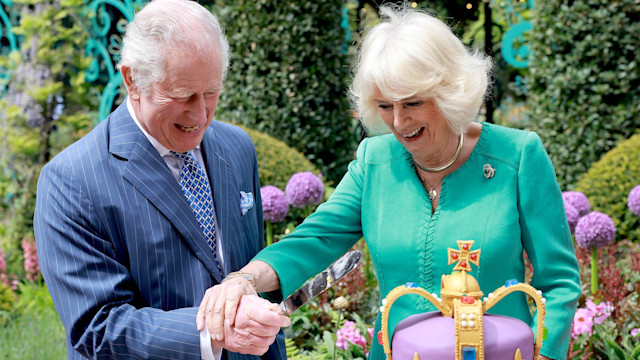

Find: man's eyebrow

[169,86,224,95]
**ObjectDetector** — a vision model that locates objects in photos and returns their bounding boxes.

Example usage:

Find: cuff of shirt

[200,325,222,360]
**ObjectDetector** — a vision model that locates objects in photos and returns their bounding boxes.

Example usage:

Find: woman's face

[372,87,448,156]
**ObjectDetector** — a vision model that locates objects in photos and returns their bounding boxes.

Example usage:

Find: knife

[279,250,362,315]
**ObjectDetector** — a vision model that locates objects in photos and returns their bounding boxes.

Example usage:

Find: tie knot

[171,151,196,163]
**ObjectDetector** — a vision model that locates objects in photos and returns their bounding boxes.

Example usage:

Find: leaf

[285,337,301,358]
[603,338,626,360]
[322,330,336,355]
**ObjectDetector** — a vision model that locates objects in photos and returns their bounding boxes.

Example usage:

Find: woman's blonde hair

[350,4,492,135]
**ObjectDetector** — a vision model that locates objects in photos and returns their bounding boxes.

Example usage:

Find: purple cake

[379,241,546,360]
[391,311,534,360]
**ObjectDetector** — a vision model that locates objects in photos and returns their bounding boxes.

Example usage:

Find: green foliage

[526,0,640,189]
[0,282,66,359]
[0,282,16,326]
[12,281,56,317]
[215,0,357,184]
[570,242,640,358]
[285,313,371,360]
[572,322,640,359]
[575,133,640,243]
[237,123,325,237]
[0,1,95,256]
[285,338,304,359]
[236,124,319,190]
[284,241,378,358]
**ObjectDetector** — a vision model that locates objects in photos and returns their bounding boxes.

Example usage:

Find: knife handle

[279,302,289,315]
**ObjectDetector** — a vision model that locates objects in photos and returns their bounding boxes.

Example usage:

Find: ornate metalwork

[0,0,19,92]
[85,0,147,120]
[495,0,535,69]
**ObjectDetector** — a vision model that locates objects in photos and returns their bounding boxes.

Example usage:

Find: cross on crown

[447,240,481,272]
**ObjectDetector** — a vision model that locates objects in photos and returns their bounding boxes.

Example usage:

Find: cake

[378,240,546,360]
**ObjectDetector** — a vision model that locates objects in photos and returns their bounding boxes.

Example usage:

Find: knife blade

[279,250,362,315]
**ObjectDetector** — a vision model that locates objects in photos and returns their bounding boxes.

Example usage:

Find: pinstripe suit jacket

[33,103,286,360]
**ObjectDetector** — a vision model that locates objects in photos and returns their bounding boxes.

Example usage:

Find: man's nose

[190,94,207,122]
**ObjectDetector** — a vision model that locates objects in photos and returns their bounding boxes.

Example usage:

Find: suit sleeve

[517,132,581,360]
[34,158,202,359]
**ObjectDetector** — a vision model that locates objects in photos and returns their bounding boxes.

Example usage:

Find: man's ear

[120,64,140,101]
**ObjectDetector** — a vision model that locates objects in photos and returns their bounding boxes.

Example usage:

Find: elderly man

[33,0,288,358]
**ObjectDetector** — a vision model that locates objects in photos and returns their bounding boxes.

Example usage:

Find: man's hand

[210,295,290,355]
[196,277,256,341]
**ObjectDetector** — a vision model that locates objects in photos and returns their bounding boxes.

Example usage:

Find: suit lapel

[201,123,249,272]
[108,103,224,281]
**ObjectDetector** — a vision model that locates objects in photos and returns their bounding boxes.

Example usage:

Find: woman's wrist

[222,271,257,292]
[238,260,281,293]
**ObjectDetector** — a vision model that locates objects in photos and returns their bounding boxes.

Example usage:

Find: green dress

[254,122,580,360]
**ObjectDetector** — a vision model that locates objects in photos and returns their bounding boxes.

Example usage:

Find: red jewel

[378,330,384,345]
[460,261,467,268]
[470,253,477,261]
[462,244,469,251]
[461,296,475,304]
[451,253,459,260]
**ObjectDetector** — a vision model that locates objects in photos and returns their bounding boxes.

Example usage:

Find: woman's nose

[393,106,407,127]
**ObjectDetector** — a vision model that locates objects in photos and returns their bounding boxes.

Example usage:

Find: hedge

[215,1,357,184]
[526,0,640,189]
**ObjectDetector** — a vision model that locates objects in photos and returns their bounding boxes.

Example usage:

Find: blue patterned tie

[172,151,224,273]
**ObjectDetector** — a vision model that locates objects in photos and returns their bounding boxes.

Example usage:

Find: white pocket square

[240,191,254,216]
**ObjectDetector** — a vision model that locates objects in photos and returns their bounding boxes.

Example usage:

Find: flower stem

[266,221,273,247]
[333,310,342,360]
[591,247,598,295]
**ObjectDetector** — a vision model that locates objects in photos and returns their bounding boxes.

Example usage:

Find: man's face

[129,49,223,152]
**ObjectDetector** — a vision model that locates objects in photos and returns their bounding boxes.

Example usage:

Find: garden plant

[564,188,640,358]
[527,0,640,189]
[1,1,640,359]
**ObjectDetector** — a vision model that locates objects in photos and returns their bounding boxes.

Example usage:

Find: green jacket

[254,122,580,360]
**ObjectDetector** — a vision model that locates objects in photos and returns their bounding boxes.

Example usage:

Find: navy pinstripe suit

[34,103,286,359]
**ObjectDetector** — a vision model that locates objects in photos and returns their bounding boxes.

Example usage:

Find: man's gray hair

[118,0,230,94]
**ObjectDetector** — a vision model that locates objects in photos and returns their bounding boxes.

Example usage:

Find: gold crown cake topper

[379,240,547,360]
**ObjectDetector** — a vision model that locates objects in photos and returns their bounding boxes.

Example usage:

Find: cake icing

[378,240,546,360]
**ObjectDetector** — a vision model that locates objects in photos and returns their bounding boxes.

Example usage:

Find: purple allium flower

[571,308,594,338]
[562,191,590,216]
[575,211,616,249]
[565,203,579,234]
[631,328,640,338]
[285,171,324,208]
[628,185,640,216]
[260,186,288,223]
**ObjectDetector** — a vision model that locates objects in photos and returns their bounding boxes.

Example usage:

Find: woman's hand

[196,276,256,341]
